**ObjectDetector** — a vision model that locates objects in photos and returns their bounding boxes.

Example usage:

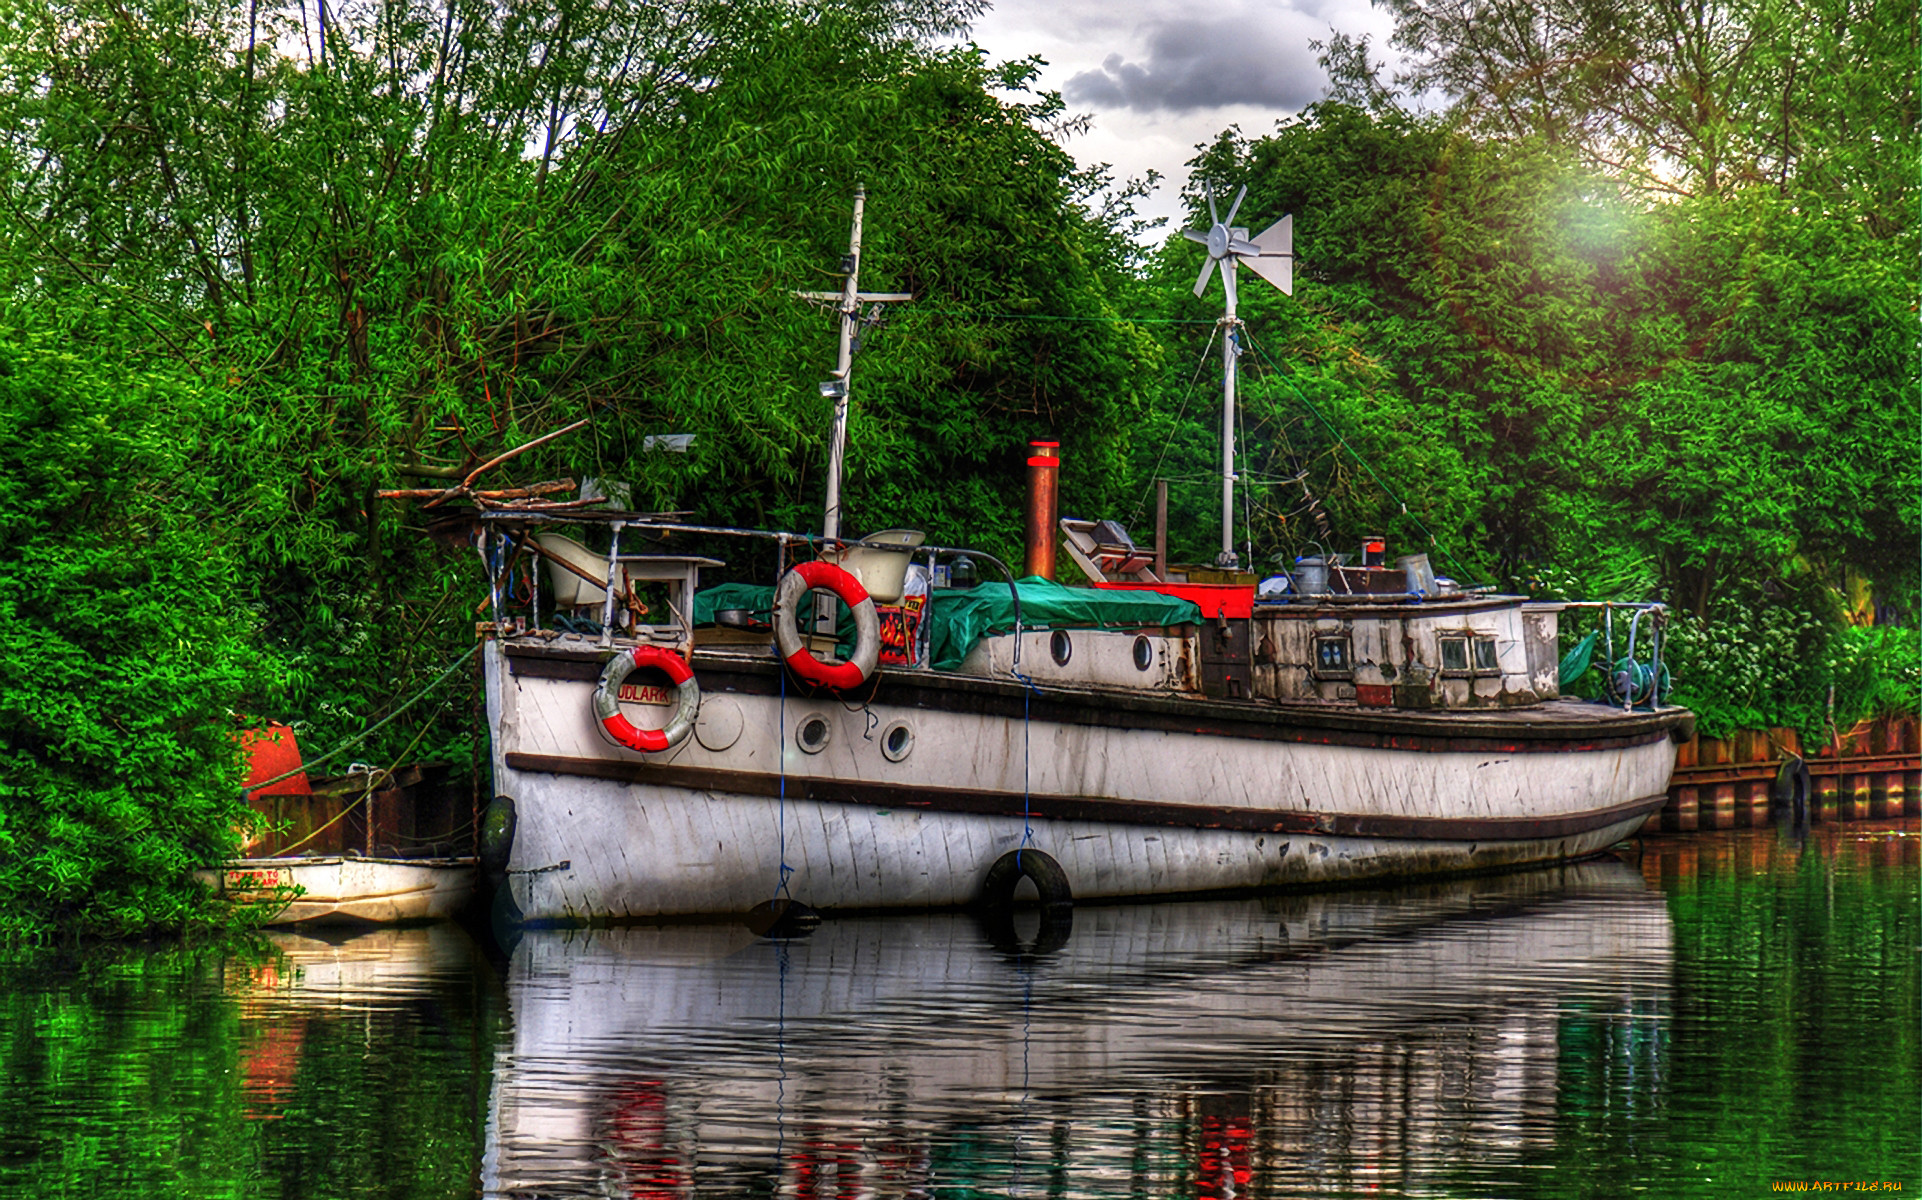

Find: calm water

[3,823,1915,1199]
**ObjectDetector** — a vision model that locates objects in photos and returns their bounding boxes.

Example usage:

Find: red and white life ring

[774,561,880,690]
[593,645,701,753]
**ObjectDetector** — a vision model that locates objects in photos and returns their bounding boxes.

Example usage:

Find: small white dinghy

[214,727,479,925]
[201,855,477,925]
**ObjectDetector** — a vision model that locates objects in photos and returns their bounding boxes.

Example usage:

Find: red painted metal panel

[238,724,311,797]
[1096,580,1254,619]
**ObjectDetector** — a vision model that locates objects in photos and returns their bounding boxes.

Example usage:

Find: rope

[1239,328,1482,587]
[1009,671,1042,856]
[774,665,794,901]
[262,705,443,858]
[243,642,481,795]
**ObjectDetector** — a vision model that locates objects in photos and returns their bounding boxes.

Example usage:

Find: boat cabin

[476,504,1598,718]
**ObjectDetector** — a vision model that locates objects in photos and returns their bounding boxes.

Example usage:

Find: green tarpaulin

[924,577,1202,670]
[1558,630,1599,687]
[693,577,1202,671]
[691,582,777,628]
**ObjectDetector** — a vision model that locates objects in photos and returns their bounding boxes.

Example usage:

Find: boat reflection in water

[484,860,1673,1197]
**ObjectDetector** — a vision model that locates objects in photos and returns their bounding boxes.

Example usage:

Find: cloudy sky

[965,0,1397,237]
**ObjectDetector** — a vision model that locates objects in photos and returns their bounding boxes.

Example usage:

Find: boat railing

[472,511,1027,665]
[1556,601,1670,711]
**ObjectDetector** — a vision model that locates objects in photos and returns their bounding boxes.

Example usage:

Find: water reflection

[484,862,1673,1198]
[6,829,1911,1197]
[227,925,484,1121]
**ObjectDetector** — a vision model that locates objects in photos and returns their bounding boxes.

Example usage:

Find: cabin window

[1313,635,1352,678]
[1473,636,1500,671]
[1439,634,1500,676]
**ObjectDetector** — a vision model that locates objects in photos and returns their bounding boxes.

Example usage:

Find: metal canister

[1293,556,1329,597]
[1397,553,1435,596]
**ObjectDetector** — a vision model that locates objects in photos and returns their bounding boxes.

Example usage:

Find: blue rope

[1010,670,1043,858]
[775,663,794,900]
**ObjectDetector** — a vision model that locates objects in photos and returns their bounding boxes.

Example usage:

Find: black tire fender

[979,847,1073,910]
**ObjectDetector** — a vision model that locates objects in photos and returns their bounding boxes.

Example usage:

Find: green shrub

[1649,585,1916,743]
[0,335,264,942]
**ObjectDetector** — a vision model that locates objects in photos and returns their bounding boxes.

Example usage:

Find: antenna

[1181,184,1293,570]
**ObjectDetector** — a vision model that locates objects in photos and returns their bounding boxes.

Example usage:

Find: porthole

[1050,629,1073,666]
[879,720,915,763]
[796,714,832,755]
[1132,635,1153,672]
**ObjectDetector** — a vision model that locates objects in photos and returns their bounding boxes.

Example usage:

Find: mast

[821,186,865,543]
[796,186,913,545]
[1182,187,1294,575]
[1219,270,1240,569]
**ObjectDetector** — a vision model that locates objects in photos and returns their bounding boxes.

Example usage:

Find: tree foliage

[1367,0,1917,209]
[1151,101,1914,734]
[0,332,265,941]
[0,0,1155,934]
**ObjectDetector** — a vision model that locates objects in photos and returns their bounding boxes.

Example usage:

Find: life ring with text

[593,645,701,754]
[773,561,880,690]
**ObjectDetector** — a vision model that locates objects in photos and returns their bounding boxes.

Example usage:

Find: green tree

[0,0,1155,933]
[0,331,265,941]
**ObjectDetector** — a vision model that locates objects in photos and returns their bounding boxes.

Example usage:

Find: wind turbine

[1182,184,1293,569]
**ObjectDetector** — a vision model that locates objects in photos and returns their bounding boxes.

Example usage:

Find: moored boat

[475,519,1686,923]
[200,854,478,925]
[209,726,478,925]
[450,188,1690,925]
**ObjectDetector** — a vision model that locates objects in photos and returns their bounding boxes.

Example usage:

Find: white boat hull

[488,642,1682,922]
[200,856,479,925]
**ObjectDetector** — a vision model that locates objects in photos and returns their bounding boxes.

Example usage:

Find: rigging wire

[1129,324,1221,531]
[775,662,794,902]
[1238,327,1481,586]
[243,642,481,795]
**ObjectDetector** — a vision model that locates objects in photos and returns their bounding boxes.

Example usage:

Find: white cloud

[965,0,1395,237]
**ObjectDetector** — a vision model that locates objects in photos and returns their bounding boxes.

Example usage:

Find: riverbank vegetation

[0,0,1911,937]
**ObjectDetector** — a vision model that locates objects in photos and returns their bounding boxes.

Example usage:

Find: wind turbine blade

[1228,238,1261,256]
[1221,260,1239,311]
[1244,253,1294,295]
[1182,229,1210,245]
[1224,184,1247,227]
[1193,256,1216,298]
[1253,213,1293,257]
[1206,184,1219,227]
